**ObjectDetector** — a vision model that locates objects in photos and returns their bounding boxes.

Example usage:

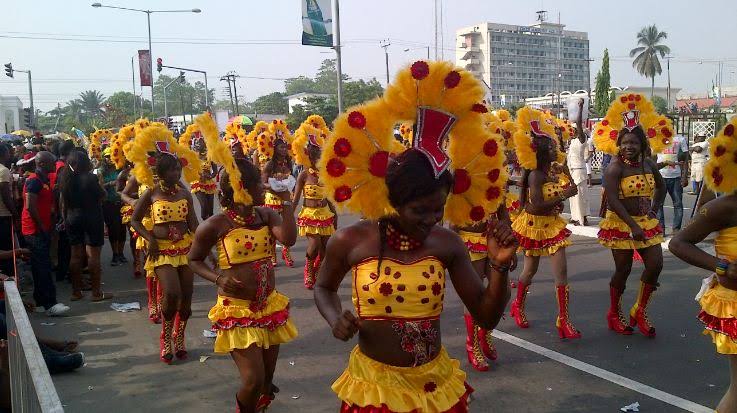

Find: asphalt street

[27,185,715,413]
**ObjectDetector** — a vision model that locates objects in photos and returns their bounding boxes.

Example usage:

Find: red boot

[173,312,188,360]
[303,256,316,290]
[629,282,657,337]
[477,327,498,361]
[313,254,321,272]
[146,277,160,324]
[463,314,489,371]
[555,285,581,339]
[510,281,530,328]
[607,286,634,335]
[160,319,174,364]
[282,247,294,268]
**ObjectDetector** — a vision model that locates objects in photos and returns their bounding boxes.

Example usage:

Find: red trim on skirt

[339,383,473,413]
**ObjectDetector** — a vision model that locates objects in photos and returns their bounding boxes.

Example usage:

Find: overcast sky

[2,0,736,111]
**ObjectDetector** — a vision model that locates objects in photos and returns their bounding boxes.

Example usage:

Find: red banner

[138,50,152,87]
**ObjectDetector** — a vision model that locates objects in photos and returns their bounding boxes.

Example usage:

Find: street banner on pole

[301,0,333,47]
[138,50,152,87]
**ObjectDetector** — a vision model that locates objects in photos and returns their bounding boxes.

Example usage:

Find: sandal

[91,292,113,302]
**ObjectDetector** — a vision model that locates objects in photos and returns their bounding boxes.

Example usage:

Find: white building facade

[0,96,23,134]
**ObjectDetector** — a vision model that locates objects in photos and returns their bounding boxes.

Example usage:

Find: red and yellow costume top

[511,178,572,257]
[143,198,192,272]
[598,173,663,250]
[332,256,471,413]
[297,180,335,237]
[697,227,737,354]
[190,160,217,195]
[208,223,298,353]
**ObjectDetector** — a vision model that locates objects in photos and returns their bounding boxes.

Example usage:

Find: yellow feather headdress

[88,128,114,161]
[704,118,737,194]
[513,106,559,170]
[304,115,330,136]
[293,123,324,168]
[319,60,507,226]
[246,121,270,150]
[126,123,202,187]
[110,124,135,169]
[196,113,253,205]
[178,123,201,150]
[255,130,276,159]
[593,93,674,156]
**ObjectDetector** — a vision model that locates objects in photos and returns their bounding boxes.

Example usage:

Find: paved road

[28,188,717,413]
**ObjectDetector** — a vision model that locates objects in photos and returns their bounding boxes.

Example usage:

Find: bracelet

[716,259,730,276]
[488,260,511,273]
[214,273,223,286]
[281,200,293,207]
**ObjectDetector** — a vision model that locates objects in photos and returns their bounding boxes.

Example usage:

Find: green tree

[284,76,317,96]
[593,48,614,116]
[343,79,383,107]
[630,25,671,98]
[651,95,668,114]
[251,92,288,115]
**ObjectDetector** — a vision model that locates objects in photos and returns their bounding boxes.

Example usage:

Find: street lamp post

[91,3,201,116]
[403,47,431,59]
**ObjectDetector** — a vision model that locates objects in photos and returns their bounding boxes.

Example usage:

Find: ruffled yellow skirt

[264,192,283,212]
[698,280,737,354]
[598,211,664,250]
[208,292,298,353]
[458,230,487,262]
[120,205,133,225]
[333,346,471,413]
[144,233,192,272]
[191,179,217,195]
[505,192,522,221]
[298,205,335,236]
[512,211,571,256]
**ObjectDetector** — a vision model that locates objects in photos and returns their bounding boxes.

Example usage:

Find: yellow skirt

[133,216,154,251]
[333,346,470,413]
[144,233,192,272]
[598,211,664,250]
[191,179,217,195]
[297,205,335,236]
[698,281,737,354]
[458,230,487,262]
[512,210,571,256]
[208,292,298,353]
[120,205,133,225]
[505,192,522,221]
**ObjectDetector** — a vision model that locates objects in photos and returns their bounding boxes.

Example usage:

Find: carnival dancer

[111,125,140,277]
[593,93,671,337]
[129,122,202,364]
[508,107,581,339]
[669,117,737,413]
[189,113,298,412]
[180,124,218,221]
[315,60,514,412]
[258,129,296,268]
[292,124,336,290]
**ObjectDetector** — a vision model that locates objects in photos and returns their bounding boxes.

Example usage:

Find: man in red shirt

[22,151,69,316]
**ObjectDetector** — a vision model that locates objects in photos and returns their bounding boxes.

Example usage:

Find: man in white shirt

[689,135,708,195]
[655,134,689,234]
[566,100,590,226]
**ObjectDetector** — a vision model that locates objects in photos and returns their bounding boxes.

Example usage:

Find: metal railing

[4,281,63,412]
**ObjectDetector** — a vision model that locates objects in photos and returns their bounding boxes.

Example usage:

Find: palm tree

[630,25,671,98]
[78,90,106,125]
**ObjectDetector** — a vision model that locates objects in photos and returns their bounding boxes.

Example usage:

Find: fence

[4,281,63,412]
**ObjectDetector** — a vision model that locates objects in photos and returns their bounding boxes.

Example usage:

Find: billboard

[138,50,152,87]
[301,0,333,47]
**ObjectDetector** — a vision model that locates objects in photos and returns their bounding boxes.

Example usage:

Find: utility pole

[220,72,241,115]
[333,0,344,113]
[380,40,391,84]
[7,66,35,129]
[433,0,439,60]
[221,76,235,115]
[131,56,137,116]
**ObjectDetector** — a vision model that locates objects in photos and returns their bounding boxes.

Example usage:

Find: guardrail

[4,281,64,412]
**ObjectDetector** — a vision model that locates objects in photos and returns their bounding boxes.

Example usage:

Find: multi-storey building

[455,12,590,107]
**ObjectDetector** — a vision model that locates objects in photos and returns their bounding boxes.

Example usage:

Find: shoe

[45,351,85,374]
[46,303,70,317]
[110,256,120,267]
[160,319,174,364]
[629,282,657,337]
[173,312,188,360]
[282,247,294,268]
[477,327,498,361]
[118,255,128,264]
[555,285,582,339]
[304,256,317,290]
[510,281,530,328]
[606,286,634,335]
[147,277,161,324]
[463,314,488,371]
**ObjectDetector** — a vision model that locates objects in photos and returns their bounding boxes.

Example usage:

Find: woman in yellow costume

[315,60,515,413]
[180,124,218,220]
[111,124,139,277]
[129,123,202,364]
[509,107,581,339]
[670,117,737,413]
[292,124,337,290]
[189,113,298,413]
[593,93,669,337]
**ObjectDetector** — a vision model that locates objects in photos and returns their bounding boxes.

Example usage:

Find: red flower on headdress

[411,61,430,80]
[444,71,461,89]
[715,145,726,157]
[658,119,666,126]
[628,103,636,110]
[596,129,604,136]
[368,151,389,177]
[469,205,485,221]
[487,169,500,183]
[486,186,501,200]
[452,169,471,194]
[662,128,672,138]
[483,139,499,157]
[712,167,723,186]
[647,128,657,138]
[272,120,277,124]
[620,96,627,103]
[601,119,609,126]
[334,185,352,202]
[179,158,188,167]
[635,95,641,101]
[725,124,735,137]
[609,130,618,140]
[347,111,366,129]
[326,158,346,177]
[147,156,156,166]
[628,94,635,101]
[471,103,488,113]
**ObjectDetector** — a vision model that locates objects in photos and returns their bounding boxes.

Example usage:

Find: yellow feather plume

[178,123,200,149]
[513,106,559,170]
[126,123,202,187]
[292,123,324,168]
[704,117,737,194]
[110,124,135,169]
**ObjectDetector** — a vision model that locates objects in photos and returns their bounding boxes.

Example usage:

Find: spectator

[0,145,18,278]
[22,151,69,316]
[585,134,594,187]
[566,100,590,226]
[689,135,709,195]
[99,148,127,266]
[59,151,111,302]
[53,141,74,282]
[655,134,689,235]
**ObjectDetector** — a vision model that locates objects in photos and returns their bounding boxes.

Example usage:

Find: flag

[138,50,152,87]
[301,0,333,47]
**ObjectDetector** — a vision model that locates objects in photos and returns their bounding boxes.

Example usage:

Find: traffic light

[4,63,12,78]
[179,71,185,83]
[156,58,162,73]
[22,108,31,128]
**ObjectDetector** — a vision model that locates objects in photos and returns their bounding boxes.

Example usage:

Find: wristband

[215,273,224,286]
[716,259,730,276]
[488,260,511,273]
[281,201,293,207]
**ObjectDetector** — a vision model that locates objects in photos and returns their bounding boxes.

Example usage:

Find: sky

[2,0,737,111]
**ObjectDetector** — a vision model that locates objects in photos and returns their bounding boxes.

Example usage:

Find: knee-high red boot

[477,326,498,361]
[172,312,188,360]
[303,256,317,290]
[629,281,657,337]
[463,314,489,371]
[607,285,634,335]
[146,277,160,324]
[160,318,174,364]
[555,284,582,339]
[282,246,294,267]
[510,281,530,328]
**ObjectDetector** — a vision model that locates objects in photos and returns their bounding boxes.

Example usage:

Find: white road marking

[492,329,713,413]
